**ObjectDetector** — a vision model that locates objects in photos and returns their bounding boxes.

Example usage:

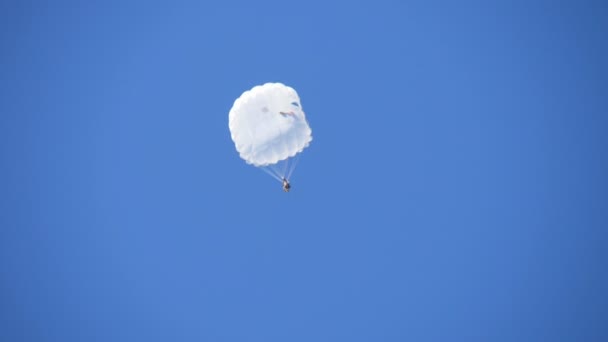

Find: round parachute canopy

[229,83,312,181]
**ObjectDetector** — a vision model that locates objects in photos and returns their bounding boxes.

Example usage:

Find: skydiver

[282,178,291,192]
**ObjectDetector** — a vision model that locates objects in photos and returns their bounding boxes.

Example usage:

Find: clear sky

[1,1,607,341]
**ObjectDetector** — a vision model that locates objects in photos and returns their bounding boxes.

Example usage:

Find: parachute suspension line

[282,156,289,179]
[271,166,284,182]
[269,164,283,181]
[286,153,302,180]
[260,165,282,182]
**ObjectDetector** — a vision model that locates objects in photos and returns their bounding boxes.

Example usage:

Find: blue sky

[1,1,607,341]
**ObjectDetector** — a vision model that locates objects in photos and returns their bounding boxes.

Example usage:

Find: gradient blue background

[1,1,607,341]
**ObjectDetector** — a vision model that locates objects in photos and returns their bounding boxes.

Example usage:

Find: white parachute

[228,83,312,190]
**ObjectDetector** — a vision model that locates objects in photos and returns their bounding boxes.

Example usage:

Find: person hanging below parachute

[228,82,312,192]
[282,178,291,192]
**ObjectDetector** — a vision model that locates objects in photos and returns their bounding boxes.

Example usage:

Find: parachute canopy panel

[229,83,312,167]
